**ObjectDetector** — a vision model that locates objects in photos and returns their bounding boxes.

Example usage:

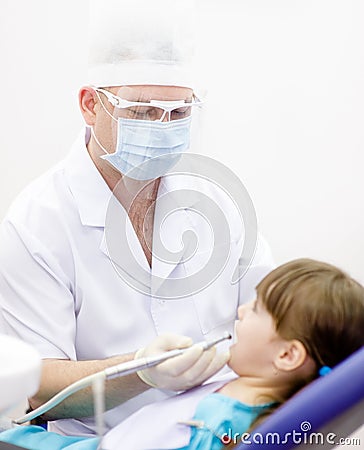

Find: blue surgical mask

[100,116,192,180]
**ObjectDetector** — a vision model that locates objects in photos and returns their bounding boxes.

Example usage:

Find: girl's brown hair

[256,258,364,372]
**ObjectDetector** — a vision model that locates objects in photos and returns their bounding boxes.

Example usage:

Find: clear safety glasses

[95,87,203,122]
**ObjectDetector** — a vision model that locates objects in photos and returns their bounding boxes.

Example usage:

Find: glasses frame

[94,87,203,122]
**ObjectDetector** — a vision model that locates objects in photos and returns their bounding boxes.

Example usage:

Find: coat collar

[99,173,201,290]
[65,132,208,285]
[65,128,112,228]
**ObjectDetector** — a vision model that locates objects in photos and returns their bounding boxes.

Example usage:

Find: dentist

[0,0,274,437]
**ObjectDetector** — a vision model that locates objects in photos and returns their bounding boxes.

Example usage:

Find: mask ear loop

[94,89,118,123]
[90,89,118,157]
[90,127,111,157]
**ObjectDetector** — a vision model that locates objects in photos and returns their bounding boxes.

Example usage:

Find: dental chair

[236,346,364,450]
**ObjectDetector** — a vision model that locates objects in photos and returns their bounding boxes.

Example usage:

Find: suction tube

[14,332,232,425]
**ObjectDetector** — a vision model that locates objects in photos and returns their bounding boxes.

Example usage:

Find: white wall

[1,0,363,283]
[0,0,88,215]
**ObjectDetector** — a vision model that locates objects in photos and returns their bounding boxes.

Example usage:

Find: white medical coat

[0,129,274,436]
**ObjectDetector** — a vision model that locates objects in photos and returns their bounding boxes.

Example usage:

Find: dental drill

[14,332,232,426]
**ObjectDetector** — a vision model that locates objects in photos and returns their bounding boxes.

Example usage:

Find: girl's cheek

[233,319,239,341]
[235,321,247,342]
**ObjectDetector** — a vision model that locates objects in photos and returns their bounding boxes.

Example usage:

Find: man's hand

[136,333,230,391]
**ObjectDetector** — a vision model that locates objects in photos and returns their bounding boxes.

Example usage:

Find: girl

[174,258,364,449]
[1,259,363,450]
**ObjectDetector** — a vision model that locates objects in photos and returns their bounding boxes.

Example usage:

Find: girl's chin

[226,349,236,369]
[226,346,248,373]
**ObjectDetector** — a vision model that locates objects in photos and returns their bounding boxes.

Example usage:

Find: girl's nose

[238,300,256,320]
[237,304,246,320]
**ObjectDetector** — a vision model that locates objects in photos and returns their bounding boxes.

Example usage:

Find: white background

[0,0,363,284]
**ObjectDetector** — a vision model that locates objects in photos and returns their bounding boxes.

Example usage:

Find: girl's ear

[79,87,98,126]
[274,339,308,372]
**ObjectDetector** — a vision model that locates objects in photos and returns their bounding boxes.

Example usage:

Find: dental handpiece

[104,331,232,379]
[14,332,232,425]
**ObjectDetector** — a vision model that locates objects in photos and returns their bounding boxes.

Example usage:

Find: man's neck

[86,136,161,208]
[87,137,161,267]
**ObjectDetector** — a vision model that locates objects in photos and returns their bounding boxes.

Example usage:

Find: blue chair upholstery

[236,346,364,449]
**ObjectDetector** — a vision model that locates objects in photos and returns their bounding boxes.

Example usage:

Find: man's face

[92,84,194,156]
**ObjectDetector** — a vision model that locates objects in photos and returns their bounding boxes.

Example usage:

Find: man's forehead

[108,85,193,102]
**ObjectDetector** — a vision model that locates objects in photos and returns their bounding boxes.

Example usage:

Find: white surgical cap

[87,0,197,89]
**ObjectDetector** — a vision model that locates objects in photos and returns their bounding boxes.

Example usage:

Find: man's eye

[171,107,191,116]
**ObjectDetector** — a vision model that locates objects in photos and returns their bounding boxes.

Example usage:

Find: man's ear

[274,339,308,373]
[79,87,98,126]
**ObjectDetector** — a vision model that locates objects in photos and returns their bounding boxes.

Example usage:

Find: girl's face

[228,299,285,376]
